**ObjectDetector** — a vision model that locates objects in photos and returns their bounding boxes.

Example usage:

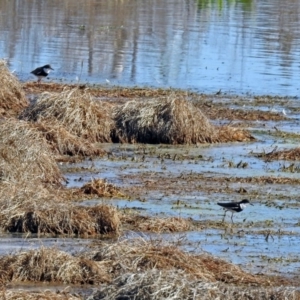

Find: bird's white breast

[43,68,52,74]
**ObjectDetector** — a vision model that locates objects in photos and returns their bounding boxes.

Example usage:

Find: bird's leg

[222,210,227,222]
[231,212,234,224]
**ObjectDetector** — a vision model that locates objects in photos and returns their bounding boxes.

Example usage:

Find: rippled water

[1,0,300,96]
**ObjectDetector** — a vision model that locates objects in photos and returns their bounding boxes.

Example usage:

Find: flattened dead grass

[0,247,110,285]
[22,82,192,99]
[79,178,125,198]
[122,215,193,233]
[0,119,63,186]
[0,59,28,117]
[1,290,81,300]
[198,103,288,121]
[265,147,300,161]
[217,125,255,142]
[90,269,300,300]
[21,88,113,143]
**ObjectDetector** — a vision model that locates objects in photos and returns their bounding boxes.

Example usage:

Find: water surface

[1,0,300,95]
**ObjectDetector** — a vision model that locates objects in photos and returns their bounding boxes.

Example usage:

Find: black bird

[217,199,253,223]
[31,64,54,83]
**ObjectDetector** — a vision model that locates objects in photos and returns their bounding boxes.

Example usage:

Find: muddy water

[1,0,300,96]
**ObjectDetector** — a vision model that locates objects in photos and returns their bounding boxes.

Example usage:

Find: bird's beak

[50,67,54,70]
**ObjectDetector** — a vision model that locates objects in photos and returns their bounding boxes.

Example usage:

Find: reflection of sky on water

[0,0,300,96]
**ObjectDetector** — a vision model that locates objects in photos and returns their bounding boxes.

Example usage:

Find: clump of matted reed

[265,147,300,161]
[79,178,125,198]
[87,238,262,285]
[0,182,120,235]
[122,214,193,233]
[0,247,110,285]
[111,96,254,144]
[0,119,63,185]
[111,96,219,144]
[32,120,106,158]
[1,290,81,300]
[21,87,113,143]
[0,59,28,117]
[217,125,255,142]
[89,269,300,300]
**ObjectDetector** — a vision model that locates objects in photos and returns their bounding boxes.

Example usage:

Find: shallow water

[0,233,91,256]
[1,0,300,96]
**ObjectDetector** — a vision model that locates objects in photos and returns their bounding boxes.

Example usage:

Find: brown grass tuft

[21,88,113,143]
[80,178,125,198]
[0,182,120,235]
[217,125,255,142]
[266,147,300,161]
[112,96,218,144]
[32,120,106,158]
[0,59,29,117]
[0,247,110,285]
[111,96,254,144]
[0,119,64,186]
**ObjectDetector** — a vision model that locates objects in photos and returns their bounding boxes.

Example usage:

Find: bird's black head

[43,64,54,70]
[241,199,253,205]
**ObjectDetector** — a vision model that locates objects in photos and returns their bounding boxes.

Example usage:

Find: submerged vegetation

[1,62,300,298]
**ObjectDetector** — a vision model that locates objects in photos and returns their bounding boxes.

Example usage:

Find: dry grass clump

[21,88,113,143]
[0,182,120,235]
[0,119,64,185]
[80,178,125,198]
[88,238,260,285]
[217,125,255,142]
[122,215,193,233]
[265,147,300,161]
[0,59,28,117]
[88,269,300,300]
[0,247,110,285]
[32,121,105,158]
[1,290,81,300]
[111,96,254,144]
[112,96,218,144]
